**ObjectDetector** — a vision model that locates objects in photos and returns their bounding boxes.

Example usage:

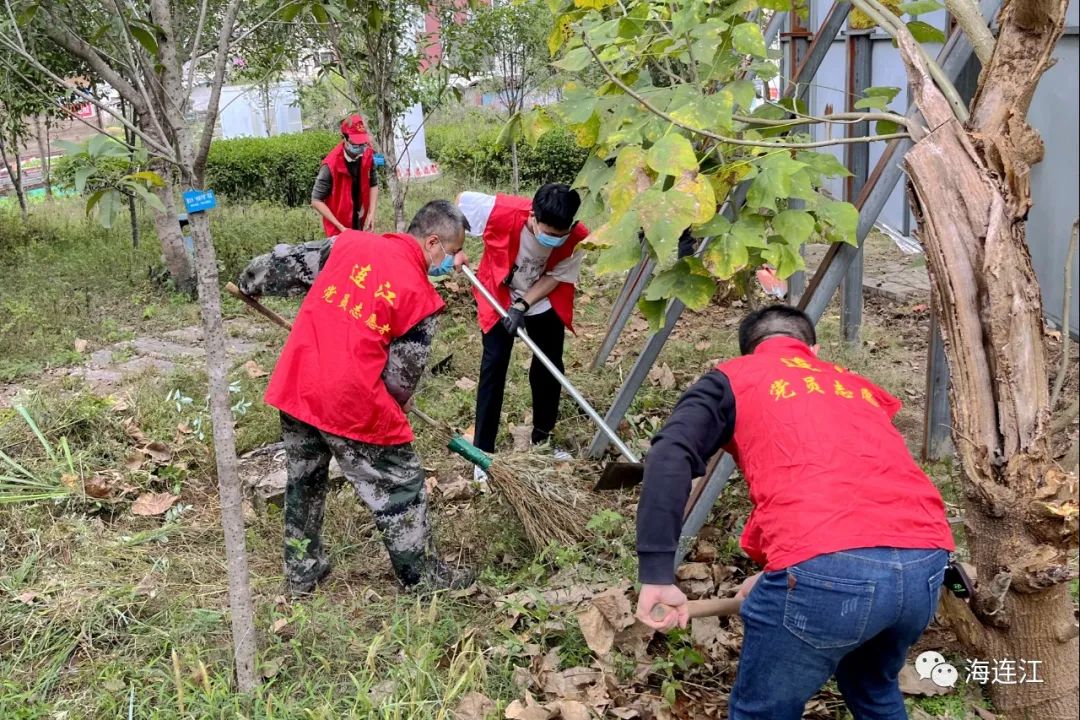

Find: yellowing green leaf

[549,14,575,56]
[572,112,601,147]
[584,209,639,250]
[637,188,698,258]
[761,241,806,278]
[523,108,557,146]
[608,145,651,218]
[646,134,698,177]
[731,22,767,58]
[674,171,717,225]
[644,258,716,311]
[703,233,749,279]
[595,216,645,274]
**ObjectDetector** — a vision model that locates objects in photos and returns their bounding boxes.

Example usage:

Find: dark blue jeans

[730,547,949,720]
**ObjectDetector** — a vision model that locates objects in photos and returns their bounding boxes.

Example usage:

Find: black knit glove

[502,300,528,336]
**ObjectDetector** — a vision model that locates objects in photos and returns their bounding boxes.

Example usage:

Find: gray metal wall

[781,2,1079,338]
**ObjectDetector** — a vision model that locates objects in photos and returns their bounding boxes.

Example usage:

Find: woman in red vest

[311,114,379,236]
[634,305,955,718]
[456,184,590,482]
[236,200,473,596]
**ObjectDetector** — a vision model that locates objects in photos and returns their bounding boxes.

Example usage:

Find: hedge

[204,131,340,206]
[426,116,589,189]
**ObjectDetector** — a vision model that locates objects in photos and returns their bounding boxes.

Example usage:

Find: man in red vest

[311,114,379,236]
[634,306,955,718]
[456,184,589,481]
[236,200,472,595]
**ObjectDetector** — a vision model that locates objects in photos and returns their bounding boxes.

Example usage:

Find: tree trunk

[34,116,52,198]
[510,136,521,193]
[0,135,27,216]
[889,0,1079,714]
[185,207,260,694]
[378,107,408,232]
[151,168,195,295]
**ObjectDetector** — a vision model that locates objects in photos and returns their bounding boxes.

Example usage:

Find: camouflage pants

[280,412,432,588]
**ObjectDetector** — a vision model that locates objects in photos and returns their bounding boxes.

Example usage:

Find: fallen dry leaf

[510,425,533,452]
[84,474,114,499]
[122,418,147,444]
[271,618,289,634]
[130,492,179,517]
[504,694,554,720]
[647,363,676,390]
[142,441,172,464]
[437,476,477,501]
[577,606,615,655]
[74,338,88,354]
[125,452,146,471]
[369,679,397,705]
[455,376,478,391]
[60,473,80,491]
[454,691,496,720]
[243,359,269,378]
[424,475,439,495]
[102,678,126,692]
[16,591,37,605]
[552,701,590,720]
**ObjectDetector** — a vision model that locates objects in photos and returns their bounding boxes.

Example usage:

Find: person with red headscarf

[311,114,379,236]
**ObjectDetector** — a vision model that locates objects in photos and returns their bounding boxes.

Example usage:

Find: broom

[409,408,595,549]
[224,282,596,549]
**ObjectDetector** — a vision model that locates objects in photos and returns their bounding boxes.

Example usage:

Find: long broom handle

[460,265,640,465]
[650,597,743,622]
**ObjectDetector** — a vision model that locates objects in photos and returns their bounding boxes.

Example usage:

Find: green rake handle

[410,407,493,471]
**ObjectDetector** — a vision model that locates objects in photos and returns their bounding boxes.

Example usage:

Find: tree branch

[33,21,149,118]
[852,0,970,122]
[0,38,175,159]
[194,0,244,180]
[584,38,910,150]
[943,0,996,64]
[183,0,210,105]
[735,110,912,129]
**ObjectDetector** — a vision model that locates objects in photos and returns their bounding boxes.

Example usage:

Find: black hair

[407,200,470,244]
[738,305,817,355]
[532,183,581,232]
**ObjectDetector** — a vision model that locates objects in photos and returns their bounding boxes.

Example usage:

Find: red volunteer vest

[473,194,589,334]
[320,143,374,237]
[265,231,444,445]
[718,336,954,571]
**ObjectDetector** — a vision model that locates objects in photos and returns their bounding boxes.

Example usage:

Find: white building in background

[189,82,303,140]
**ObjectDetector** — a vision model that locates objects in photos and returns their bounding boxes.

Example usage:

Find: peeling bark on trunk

[890,0,1079,713]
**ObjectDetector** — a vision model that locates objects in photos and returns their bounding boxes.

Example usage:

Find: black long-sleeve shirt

[636,370,736,584]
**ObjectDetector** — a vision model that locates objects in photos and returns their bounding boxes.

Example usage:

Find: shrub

[426,111,589,189]
[204,131,340,206]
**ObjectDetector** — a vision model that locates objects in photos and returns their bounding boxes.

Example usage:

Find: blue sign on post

[182,189,217,214]
[373,153,386,168]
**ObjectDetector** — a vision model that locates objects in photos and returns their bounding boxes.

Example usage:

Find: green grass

[3,173,1039,718]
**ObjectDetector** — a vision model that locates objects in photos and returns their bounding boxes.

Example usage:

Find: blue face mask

[428,253,455,277]
[536,231,570,249]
